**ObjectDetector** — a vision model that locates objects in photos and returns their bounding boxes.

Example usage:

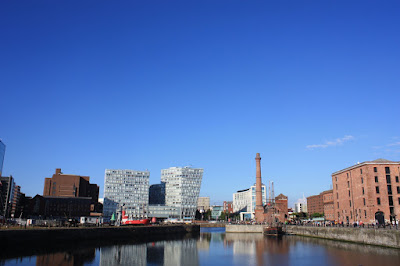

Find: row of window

[335,166,397,181]
[337,196,400,208]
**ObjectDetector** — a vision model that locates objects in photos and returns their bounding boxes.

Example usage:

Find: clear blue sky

[1,1,399,207]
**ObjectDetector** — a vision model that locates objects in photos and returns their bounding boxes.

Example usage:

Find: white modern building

[294,195,308,213]
[103,169,150,219]
[233,183,266,220]
[161,166,203,219]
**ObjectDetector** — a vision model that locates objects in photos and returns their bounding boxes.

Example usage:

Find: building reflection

[100,244,147,266]
[36,248,95,266]
[287,235,400,266]
[99,239,199,266]
[224,233,290,266]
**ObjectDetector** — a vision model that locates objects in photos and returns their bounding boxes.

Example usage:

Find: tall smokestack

[255,153,262,207]
[255,153,264,222]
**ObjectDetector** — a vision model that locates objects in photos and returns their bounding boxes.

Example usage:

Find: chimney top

[256,153,261,159]
[55,168,62,175]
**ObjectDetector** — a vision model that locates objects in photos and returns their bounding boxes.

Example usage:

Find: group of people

[288,219,399,229]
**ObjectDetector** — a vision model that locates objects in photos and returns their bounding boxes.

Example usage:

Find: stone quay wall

[225,224,264,233]
[0,225,200,247]
[285,225,400,248]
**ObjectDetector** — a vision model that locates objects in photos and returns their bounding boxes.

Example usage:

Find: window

[360,169,363,174]
[335,176,337,182]
[386,175,391,184]
[362,187,365,195]
[349,200,352,207]
[375,176,378,183]
[385,167,390,174]
[388,185,392,195]
[363,198,366,205]
[374,167,377,172]
[336,184,338,190]
[347,181,350,188]
[396,176,399,183]
[397,186,400,194]
[376,186,380,194]
[398,198,400,205]
[389,196,393,206]
[365,210,367,218]
[337,202,339,208]
[337,193,339,199]
[348,191,351,197]
[361,177,364,184]
[377,198,381,205]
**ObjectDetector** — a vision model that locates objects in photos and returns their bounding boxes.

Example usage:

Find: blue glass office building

[0,140,5,176]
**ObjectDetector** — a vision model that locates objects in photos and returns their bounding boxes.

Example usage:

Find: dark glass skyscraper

[0,140,5,176]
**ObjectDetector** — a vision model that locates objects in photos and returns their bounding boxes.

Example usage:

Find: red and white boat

[121,210,150,225]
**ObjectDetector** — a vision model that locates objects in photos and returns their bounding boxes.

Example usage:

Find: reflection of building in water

[36,248,95,266]
[147,242,165,264]
[163,239,199,266]
[100,244,147,266]
[225,233,264,255]
[287,235,400,266]
[99,239,198,266]
[224,233,290,265]
[197,233,211,250]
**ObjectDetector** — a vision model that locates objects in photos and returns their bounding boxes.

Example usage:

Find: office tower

[233,183,266,219]
[43,168,99,202]
[149,182,166,205]
[104,169,149,218]
[161,167,203,219]
[0,176,15,218]
[0,140,5,176]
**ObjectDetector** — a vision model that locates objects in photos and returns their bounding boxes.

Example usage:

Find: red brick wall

[332,163,400,224]
[323,190,334,221]
[307,194,324,215]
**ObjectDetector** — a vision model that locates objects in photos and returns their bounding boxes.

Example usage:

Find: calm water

[2,227,400,266]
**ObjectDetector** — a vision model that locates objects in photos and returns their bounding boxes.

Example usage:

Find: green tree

[311,212,324,218]
[204,209,212,220]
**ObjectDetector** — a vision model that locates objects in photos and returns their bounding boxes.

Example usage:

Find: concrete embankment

[198,223,226,228]
[285,225,400,249]
[226,224,264,233]
[0,225,199,252]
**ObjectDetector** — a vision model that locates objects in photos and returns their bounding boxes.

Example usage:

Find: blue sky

[1,1,399,207]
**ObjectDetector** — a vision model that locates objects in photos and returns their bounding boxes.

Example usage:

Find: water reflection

[2,228,400,265]
[99,239,198,266]
[37,248,95,266]
[196,228,400,266]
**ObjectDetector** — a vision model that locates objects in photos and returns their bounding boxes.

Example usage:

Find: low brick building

[25,195,93,218]
[223,201,233,214]
[332,159,400,225]
[275,194,288,222]
[323,190,334,221]
[307,194,323,215]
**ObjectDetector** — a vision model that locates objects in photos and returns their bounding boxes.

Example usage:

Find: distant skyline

[1,1,399,207]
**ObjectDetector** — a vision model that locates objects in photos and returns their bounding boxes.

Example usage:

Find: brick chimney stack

[255,153,264,222]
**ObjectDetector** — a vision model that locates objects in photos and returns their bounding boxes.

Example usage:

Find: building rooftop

[332,159,400,175]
